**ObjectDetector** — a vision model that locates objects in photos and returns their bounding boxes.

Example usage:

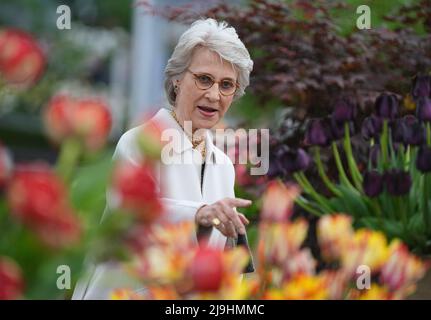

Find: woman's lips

[197,106,217,117]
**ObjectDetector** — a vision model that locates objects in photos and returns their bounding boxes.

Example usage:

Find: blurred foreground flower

[110,161,163,223]
[6,164,81,248]
[0,256,24,300]
[44,94,112,152]
[0,29,45,87]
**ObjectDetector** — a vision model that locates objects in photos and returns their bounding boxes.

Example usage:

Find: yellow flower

[110,288,145,300]
[258,219,308,267]
[282,274,329,300]
[317,214,354,261]
[403,94,416,111]
[341,229,389,276]
[320,270,349,300]
[357,284,391,300]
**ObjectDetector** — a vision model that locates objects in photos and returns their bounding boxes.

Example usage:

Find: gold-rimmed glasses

[186,69,238,96]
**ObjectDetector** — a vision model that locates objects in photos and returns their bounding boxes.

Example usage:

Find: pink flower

[261,181,300,222]
[282,248,316,281]
[0,256,24,300]
[380,240,427,296]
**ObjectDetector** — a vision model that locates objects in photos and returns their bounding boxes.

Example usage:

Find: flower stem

[424,174,430,234]
[56,138,81,184]
[293,172,333,213]
[427,122,431,146]
[380,120,389,168]
[313,147,342,197]
[294,196,323,216]
[331,142,357,192]
[343,123,363,191]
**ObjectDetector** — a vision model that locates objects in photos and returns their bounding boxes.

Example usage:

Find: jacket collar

[151,108,218,163]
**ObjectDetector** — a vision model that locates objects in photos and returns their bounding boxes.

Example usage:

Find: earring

[174,84,179,94]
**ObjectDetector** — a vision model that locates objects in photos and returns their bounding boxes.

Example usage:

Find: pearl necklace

[170,110,206,160]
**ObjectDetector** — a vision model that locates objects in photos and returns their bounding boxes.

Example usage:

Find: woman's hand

[195,198,252,238]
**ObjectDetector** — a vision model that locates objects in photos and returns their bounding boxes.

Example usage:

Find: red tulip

[33,209,81,249]
[0,142,13,189]
[70,98,112,150]
[6,164,81,248]
[43,95,75,143]
[111,162,163,223]
[44,94,112,151]
[189,247,224,292]
[0,257,24,300]
[0,29,45,87]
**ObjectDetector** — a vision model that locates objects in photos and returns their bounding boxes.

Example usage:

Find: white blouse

[72,108,236,299]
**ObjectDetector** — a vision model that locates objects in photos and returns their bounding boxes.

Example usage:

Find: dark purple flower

[304,118,333,147]
[279,148,311,173]
[416,97,431,122]
[384,169,412,196]
[332,97,357,123]
[363,170,384,197]
[392,115,425,146]
[375,93,399,119]
[330,117,355,140]
[416,145,431,173]
[267,146,287,179]
[361,115,383,141]
[411,74,431,100]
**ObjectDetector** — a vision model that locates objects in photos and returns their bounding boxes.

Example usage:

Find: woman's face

[174,46,238,131]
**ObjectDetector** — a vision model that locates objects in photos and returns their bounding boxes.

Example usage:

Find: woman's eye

[198,75,213,84]
[221,80,234,89]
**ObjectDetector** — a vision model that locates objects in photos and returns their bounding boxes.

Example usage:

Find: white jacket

[72,108,235,299]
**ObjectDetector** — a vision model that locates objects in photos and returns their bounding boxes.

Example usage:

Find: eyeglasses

[186,69,238,96]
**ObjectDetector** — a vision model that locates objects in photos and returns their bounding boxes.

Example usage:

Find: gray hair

[164,18,253,106]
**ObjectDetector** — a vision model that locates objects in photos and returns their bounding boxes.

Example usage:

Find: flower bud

[375,93,399,119]
[416,145,431,173]
[304,118,333,147]
[363,170,384,197]
[384,169,412,196]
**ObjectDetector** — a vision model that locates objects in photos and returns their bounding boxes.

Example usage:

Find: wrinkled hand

[195,197,251,238]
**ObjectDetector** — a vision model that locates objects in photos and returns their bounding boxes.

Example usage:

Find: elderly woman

[73,18,254,299]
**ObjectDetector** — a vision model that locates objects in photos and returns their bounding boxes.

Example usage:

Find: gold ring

[212,218,221,227]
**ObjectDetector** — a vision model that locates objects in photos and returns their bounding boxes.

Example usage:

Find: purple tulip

[411,74,431,100]
[279,147,311,173]
[330,117,355,140]
[416,145,431,173]
[384,169,412,196]
[332,97,357,123]
[416,97,431,122]
[375,93,399,119]
[392,115,425,146]
[361,115,383,141]
[268,146,287,178]
[363,170,384,197]
[304,118,333,147]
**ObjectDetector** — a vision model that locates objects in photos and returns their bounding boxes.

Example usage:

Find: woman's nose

[204,83,221,102]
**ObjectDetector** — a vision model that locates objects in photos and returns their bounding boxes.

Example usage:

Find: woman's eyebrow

[195,71,236,81]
